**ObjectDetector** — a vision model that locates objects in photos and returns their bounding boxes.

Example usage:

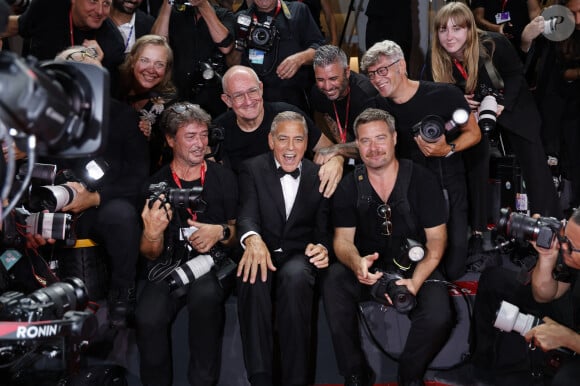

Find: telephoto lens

[165,254,214,297]
[494,300,542,335]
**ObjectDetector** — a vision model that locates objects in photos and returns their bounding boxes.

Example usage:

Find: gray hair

[313,45,348,69]
[271,111,308,135]
[353,108,396,137]
[161,102,212,137]
[360,40,405,73]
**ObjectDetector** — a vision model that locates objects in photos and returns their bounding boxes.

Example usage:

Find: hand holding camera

[141,194,173,243]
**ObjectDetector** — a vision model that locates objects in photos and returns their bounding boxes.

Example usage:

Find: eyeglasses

[226,87,261,105]
[366,60,401,80]
[138,57,167,70]
[377,204,392,236]
[559,225,580,256]
[65,48,98,62]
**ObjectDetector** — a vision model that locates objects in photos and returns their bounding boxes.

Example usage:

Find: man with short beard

[109,0,154,53]
[310,45,378,163]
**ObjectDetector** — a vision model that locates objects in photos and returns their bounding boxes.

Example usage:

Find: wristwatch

[220,224,231,241]
[445,143,456,158]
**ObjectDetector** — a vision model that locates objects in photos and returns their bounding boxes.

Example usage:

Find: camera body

[411,109,469,143]
[148,181,206,212]
[235,13,278,52]
[370,239,425,314]
[497,207,562,249]
[473,83,503,135]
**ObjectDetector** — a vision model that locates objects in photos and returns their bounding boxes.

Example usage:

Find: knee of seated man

[97,198,139,224]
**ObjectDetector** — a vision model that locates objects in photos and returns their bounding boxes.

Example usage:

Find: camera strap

[483,56,504,91]
[354,160,418,237]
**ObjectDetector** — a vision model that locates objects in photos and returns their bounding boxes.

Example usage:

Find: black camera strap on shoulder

[354,159,419,237]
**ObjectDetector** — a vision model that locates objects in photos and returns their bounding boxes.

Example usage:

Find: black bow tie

[276,166,300,179]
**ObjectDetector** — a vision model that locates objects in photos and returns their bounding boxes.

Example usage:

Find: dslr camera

[496,207,562,249]
[496,207,574,281]
[148,181,206,212]
[370,239,425,314]
[235,13,278,52]
[411,108,469,143]
[473,83,503,135]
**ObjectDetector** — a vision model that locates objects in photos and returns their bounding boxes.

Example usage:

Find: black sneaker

[108,287,135,329]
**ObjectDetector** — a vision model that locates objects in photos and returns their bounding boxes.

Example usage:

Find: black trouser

[135,273,227,386]
[440,169,469,281]
[236,252,318,386]
[463,136,491,233]
[74,198,140,289]
[503,130,562,218]
[322,262,453,385]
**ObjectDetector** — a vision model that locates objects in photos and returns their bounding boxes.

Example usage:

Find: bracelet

[143,232,162,242]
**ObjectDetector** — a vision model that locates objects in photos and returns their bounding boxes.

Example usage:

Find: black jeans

[135,272,227,386]
[322,262,453,385]
[74,198,140,289]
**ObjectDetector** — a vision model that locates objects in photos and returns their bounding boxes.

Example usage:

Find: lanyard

[501,0,508,12]
[123,24,134,51]
[69,10,75,46]
[453,59,468,81]
[252,0,281,22]
[171,162,206,221]
[331,88,350,143]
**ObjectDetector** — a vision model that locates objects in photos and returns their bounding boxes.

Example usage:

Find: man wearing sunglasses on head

[362,40,481,281]
[322,108,453,386]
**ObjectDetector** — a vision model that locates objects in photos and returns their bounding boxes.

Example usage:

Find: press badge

[249,48,265,65]
[495,11,511,24]
[179,226,198,241]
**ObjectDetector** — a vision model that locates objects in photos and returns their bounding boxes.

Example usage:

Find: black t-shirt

[333,161,446,267]
[18,0,125,83]
[213,101,322,173]
[286,0,322,32]
[148,160,238,227]
[310,71,378,143]
[367,81,470,176]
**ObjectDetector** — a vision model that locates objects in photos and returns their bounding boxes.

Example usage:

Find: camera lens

[28,277,89,319]
[252,27,271,46]
[478,95,498,134]
[169,186,204,210]
[28,184,77,212]
[418,115,444,142]
[25,212,72,240]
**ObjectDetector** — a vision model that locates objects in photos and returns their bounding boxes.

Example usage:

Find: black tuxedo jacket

[237,153,331,256]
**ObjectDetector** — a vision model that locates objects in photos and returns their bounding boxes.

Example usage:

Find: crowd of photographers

[1,0,580,385]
